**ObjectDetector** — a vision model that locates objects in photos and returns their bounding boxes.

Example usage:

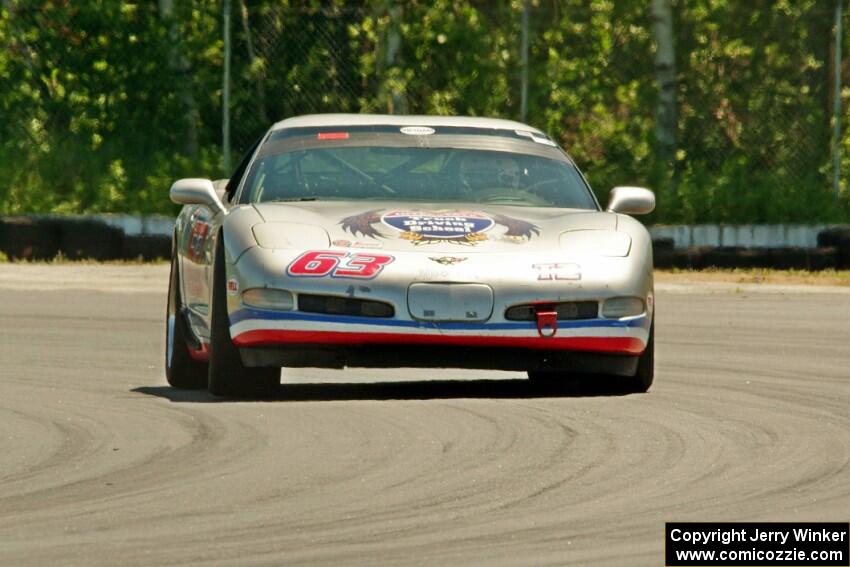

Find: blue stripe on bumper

[229,307,647,332]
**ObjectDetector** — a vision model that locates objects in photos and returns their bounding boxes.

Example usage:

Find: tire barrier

[57,219,124,260]
[654,243,839,270]
[651,226,849,270]
[0,215,847,267]
[0,217,61,260]
[0,216,171,261]
[817,228,850,268]
[121,234,172,261]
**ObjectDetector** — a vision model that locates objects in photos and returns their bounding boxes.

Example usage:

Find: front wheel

[623,319,654,393]
[165,250,208,389]
[527,319,655,394]
[207,234,279,398]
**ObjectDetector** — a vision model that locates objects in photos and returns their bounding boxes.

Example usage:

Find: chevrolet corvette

[166,114,656,397]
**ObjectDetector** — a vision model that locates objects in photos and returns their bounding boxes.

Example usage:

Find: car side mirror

[606,186,655,215]
[212,179,229,202]
[170,178,226,215]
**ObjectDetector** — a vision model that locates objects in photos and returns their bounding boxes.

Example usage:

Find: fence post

[651,0,677,164]
[386,1,406,114]
[520,0,529,123]
[159,0,199,157]
[222,0,232,173]
[834,0,844,199]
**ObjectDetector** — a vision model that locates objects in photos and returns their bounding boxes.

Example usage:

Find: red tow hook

[535,305,558,338]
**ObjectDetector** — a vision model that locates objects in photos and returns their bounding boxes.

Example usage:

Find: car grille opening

[505,301,598,321]
[298,294,395,318]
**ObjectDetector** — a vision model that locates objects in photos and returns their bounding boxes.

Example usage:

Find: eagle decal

[340,209,539,245]
[489,212,540,240]
[339,209,386,238]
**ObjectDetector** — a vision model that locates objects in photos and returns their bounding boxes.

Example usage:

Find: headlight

[242,288,294,310]
[559,229,632,256]
[252,223,330,249]
[602,296,645,318]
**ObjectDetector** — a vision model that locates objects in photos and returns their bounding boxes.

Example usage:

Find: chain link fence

[1,1,848,223]
[229,2,370,154]
[223,1,850,224]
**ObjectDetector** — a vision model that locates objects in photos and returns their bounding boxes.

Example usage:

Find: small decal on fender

[332,239,384,250]
[532,263,581,281]
[428,256,467,265]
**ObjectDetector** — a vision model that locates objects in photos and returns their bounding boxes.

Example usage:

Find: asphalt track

[1,266,848,566]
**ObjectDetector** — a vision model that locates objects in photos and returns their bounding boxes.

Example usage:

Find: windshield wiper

[267,197,320,202]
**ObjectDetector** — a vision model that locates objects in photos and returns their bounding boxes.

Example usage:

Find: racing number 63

[287,251,345,276]
[287,250,394,279]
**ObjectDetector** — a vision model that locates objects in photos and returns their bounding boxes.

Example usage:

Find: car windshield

[239,126,598,209]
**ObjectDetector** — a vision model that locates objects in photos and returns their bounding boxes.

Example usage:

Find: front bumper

[238,341,641,376]
[226,244,653,372]
[230,307,649,371]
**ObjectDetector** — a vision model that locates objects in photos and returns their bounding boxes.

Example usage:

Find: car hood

[251,200,620,254]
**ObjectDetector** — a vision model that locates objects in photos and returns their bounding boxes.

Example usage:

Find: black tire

[207,234,279,398]
[526,317,655,394]
[165,251,208,389]
[624,317,654,393]
[526,369,595,395]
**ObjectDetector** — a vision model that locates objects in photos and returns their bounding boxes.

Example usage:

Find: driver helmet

[459,152,521,190]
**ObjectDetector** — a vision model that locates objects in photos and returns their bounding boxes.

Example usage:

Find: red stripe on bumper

[232,330,645,355]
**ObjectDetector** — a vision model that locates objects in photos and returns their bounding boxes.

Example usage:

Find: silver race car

[166,114,656,397]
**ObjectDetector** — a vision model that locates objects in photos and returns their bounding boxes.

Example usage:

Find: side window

[246,160,268,202]
[243,153,300,202]
[225,137,262,202]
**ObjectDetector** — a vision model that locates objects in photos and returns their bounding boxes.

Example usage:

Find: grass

[656,268,850,286]
[0,252,168,265]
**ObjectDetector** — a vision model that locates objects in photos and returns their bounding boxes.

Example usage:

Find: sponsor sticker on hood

[382,210,494,240]
[340,209,539,245]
